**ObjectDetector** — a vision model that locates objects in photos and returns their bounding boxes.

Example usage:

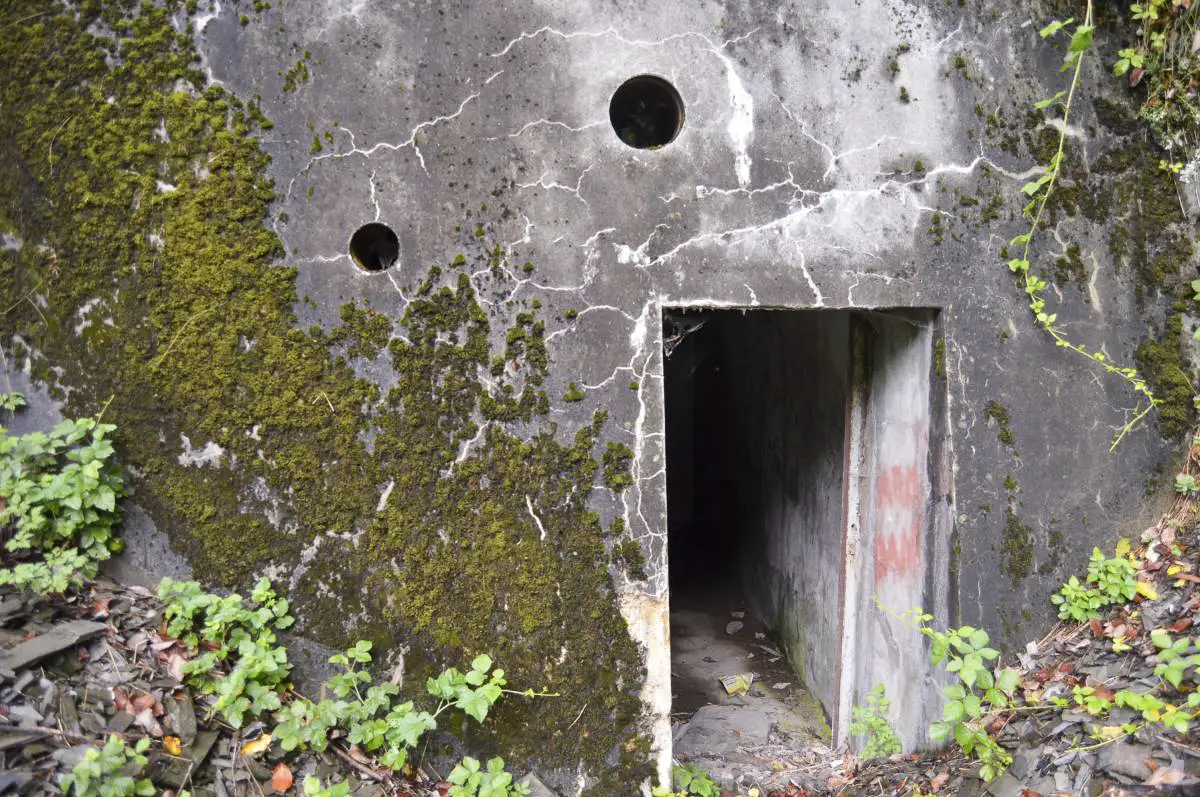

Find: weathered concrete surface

[1,0,1194,790]
[851,311,951,750]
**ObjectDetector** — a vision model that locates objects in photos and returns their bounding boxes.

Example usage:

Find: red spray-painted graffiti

[873,463,923,586]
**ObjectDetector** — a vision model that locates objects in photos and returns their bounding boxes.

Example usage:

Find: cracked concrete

[15,0,1178,789]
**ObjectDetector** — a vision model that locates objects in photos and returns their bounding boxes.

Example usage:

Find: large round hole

[348,222,399,272]
[609,74,684,150]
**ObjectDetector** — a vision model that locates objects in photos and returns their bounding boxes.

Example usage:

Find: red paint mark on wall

[874,463,923,586]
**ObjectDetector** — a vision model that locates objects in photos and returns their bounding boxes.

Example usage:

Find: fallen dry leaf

[167,653,187,682]
[241,733,272,756]
[133,707,163,737]
[930,772,949,792]
[271,763,293,793]
[163,736,182,756]
[131,693,156,713]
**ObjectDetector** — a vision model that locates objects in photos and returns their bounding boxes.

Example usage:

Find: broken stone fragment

[0,619,108,672]
[517,773,561,797]
[673,705,772,757]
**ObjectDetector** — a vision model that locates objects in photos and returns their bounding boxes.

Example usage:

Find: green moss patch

[0,1,650,785]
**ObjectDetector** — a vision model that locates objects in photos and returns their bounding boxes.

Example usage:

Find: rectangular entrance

[662,307,953,751]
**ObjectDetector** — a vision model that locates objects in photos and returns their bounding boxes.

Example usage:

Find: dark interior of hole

[348,223,400,272]
[609,76,683,149]
[664,309,851,713]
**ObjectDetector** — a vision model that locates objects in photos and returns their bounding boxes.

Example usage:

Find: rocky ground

[666,489,1200,797]
[7,496,1200,796]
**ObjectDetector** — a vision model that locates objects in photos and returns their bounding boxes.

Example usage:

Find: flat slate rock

[0,619,107,672]
[673,705,772,757]
[517,773,561,797]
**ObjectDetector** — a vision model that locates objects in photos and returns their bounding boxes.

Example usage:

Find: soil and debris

[661,486,1200,797]
[9,493,1200,796]
[0,578,512,797]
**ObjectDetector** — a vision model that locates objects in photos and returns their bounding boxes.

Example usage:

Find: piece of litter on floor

[772,682,791,690]
[754,632,766,640]
[725,621,744,635]
[756,644,783,660]
[730,610,745,619]
[719,672,755,695]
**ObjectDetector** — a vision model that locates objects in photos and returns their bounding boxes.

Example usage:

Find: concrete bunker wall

[0,0,1193,789]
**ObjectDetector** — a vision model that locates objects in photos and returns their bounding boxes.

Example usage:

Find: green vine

[1007,1,1160,450]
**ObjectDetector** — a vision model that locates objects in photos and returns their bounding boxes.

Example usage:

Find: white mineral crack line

[490,119,606,141]
[545,303,631,344]
[622,299,667,595]
[516,165,594,208]
[288,90,480,193]
[376,479,395,513]
[526,495,548,541]
[368,169,382,221]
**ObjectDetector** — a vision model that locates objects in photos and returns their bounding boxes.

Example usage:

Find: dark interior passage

[664,309,851,725]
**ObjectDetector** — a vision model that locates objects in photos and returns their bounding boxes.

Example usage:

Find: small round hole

[348,222,399,272]
[610,75,684,150]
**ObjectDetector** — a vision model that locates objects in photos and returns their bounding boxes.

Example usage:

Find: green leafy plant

[0,391,26,412]
[1088,547,1138,604]
[1007,1,1158,450]
[302,777,350,797]
[1112,0,1200,150]
[903,611,1018,781]
[157,577,293,727]
[0,409,125,593]
[1150,628,1200,690]
[1073,685,1114,716]
[1051,546,1137,621]
[1115,686,1200,734]
[1176,473,1199,496]
[274,642,547,780]
[60,735,155,797]
[1052,576,1103,622]
[650,764,725,797]
[849,684,902,760]
[447,756,531,797]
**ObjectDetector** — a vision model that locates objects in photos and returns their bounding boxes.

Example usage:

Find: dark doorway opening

[657,304,955,758]
[662,306,952,759]
[663,309,849,744]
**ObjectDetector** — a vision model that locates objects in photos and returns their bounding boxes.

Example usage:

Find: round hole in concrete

[348,222,399,273]
[610,74,684,149]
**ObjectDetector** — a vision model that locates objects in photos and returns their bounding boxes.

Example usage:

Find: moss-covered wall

[6,0,1200,783]
[0,2,651,789]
